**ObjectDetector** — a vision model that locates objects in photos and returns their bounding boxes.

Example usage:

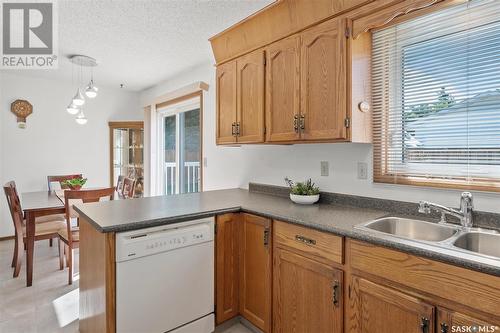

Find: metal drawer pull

[295,235,316,245]
[440,323,448,333]
[332,280,340,306]
[293,115,299,133]
[420,317,429,333]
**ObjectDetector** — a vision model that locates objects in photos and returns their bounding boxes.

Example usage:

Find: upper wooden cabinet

[216,61,237,144]
[300,17,347,141]
[266,36,301,142]
[216,50,265,145]
[236,50,265,143]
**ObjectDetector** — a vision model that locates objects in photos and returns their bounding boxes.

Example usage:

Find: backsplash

[248,182,500,231]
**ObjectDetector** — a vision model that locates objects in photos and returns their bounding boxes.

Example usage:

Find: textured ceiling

[3,0,274,91]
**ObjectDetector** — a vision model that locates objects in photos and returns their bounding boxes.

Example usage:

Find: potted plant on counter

[61,177,87,190]
[285,177,320,205]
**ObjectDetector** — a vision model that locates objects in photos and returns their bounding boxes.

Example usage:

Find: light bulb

[72,88,85,106]
[66,102,79,115]
[76,111,88,125]
[85,80,98,98]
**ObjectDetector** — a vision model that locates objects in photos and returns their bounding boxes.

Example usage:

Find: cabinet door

[349,277,435,333]
[239,214,271,332]
[215,214,240,324]
[273,247,343,333]
[236,50,265,143]
[266,36,301,142]
[216,61,237,144]
[437,308,499,333]
[300,17,347,141]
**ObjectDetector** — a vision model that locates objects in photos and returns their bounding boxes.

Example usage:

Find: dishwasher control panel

[115,218,214,262]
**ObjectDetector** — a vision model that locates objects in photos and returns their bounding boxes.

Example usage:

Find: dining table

[21,190,66,287]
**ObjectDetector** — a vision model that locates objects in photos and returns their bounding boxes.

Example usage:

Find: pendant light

[66,102,79,115]
[76,110,88,125]
[72,88,85,106]
[85,79,98,98]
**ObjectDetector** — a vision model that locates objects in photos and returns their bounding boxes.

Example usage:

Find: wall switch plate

[357,162,368,180]
[203,157,208,167]
[320,161,329,176]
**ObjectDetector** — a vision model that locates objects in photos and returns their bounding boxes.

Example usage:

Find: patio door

[158,95,201,195]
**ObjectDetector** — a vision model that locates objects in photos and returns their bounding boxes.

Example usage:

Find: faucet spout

[418,192,473,228]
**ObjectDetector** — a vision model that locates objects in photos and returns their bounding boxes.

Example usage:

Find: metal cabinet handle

[293,115,299,133]
[440,323,448,333]
[332,280,340,306]
[420,317,429,333]
[236,123,241,136]
[295,235,316,245]
[231,122,236,136]
[263,227,270,247]
[299,114,305,130]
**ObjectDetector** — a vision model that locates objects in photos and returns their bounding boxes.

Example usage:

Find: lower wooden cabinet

[215,213,240,324]
[239,213,272,333]
[349,277,435,333]
[273,247,343,333]
[437,308,498,333]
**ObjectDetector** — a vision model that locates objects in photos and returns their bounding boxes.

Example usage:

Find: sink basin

[360,217,460,242]
[453,232,500,258]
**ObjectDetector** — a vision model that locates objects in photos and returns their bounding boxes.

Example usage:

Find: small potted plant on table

[61,177,87,190]
[285,177,320,205]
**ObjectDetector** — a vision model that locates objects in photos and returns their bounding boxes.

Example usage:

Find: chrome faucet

[418,192,474,228]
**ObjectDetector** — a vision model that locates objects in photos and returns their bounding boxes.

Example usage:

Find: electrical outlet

[320,161,329,176]
[357,162,368,180]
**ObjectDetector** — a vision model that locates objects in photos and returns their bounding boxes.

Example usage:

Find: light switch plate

[357,162,368,180]
[320,161,329,176]
[203,157,208,167]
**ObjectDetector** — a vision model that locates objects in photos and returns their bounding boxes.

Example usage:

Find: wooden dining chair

[116,175,125,197]
[59,187,115,285]
[122,177,137,199]
[3,181,66,278]
[47,174,83,191]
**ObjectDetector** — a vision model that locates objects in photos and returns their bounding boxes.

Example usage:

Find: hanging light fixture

[66,102,79,115]
[72,88,85,106]
[85,79,98,98]
[67,55,98,122]
[75,110,88,125]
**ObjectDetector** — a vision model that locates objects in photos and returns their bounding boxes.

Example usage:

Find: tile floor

[0,239,252,333]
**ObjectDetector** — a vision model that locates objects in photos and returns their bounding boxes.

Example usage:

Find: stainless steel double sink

[356,217,500,260]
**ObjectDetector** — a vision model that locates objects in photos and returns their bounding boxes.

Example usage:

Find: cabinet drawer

[274,220,343,264]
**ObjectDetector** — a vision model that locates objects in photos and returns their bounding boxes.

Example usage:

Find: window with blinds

[372,0,500,191]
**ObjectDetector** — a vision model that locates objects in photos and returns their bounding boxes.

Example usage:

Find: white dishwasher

[115,218,214,333]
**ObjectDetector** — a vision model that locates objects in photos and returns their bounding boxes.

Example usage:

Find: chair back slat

[63,187,115,244]
[116,175,125,197]
[3,181,24,237]
[122,178,137,199]
[47,174,83,191]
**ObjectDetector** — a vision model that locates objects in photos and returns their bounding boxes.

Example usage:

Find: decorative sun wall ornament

[11,99,33,129]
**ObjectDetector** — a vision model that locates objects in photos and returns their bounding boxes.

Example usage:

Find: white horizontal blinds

[372,0,500,190]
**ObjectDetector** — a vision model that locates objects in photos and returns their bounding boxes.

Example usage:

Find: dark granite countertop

[73,188,500,277]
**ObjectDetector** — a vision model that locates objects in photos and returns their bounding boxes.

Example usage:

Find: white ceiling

[3,0,274,91]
